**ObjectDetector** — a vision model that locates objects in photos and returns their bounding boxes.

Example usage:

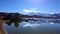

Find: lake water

[5,19,60,34]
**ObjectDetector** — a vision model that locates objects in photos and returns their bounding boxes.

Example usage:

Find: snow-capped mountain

[26,12,51,16]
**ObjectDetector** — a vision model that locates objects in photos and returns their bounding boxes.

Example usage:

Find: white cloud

[23,8,40,14]
[23,23,40,28]
[50,13,54,14]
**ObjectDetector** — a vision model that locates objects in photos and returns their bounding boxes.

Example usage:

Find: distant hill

[0,12,60,20]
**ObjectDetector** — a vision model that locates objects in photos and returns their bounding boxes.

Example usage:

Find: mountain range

[0,12,60,20]
[25,12,60,17]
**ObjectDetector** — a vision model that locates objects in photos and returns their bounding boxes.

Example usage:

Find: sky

[0,0,60,14]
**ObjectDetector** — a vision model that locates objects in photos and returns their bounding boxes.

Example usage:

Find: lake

[5,18,60,34]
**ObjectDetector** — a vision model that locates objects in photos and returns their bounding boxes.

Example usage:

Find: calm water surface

[5,19,60,34]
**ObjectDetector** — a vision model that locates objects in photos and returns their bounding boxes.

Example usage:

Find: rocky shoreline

[0,20,8,34]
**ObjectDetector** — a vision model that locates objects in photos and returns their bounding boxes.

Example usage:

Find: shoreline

[0,20,8,34]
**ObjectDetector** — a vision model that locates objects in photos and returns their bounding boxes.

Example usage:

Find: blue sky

[0,0,60,14]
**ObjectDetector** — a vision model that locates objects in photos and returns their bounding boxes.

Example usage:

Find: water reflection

[5,18,60,28]
[5,19,23,27]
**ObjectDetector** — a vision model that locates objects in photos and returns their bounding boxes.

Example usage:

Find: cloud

[50,13,54,14]
[23,23,40,28]
[23,8,40,14]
